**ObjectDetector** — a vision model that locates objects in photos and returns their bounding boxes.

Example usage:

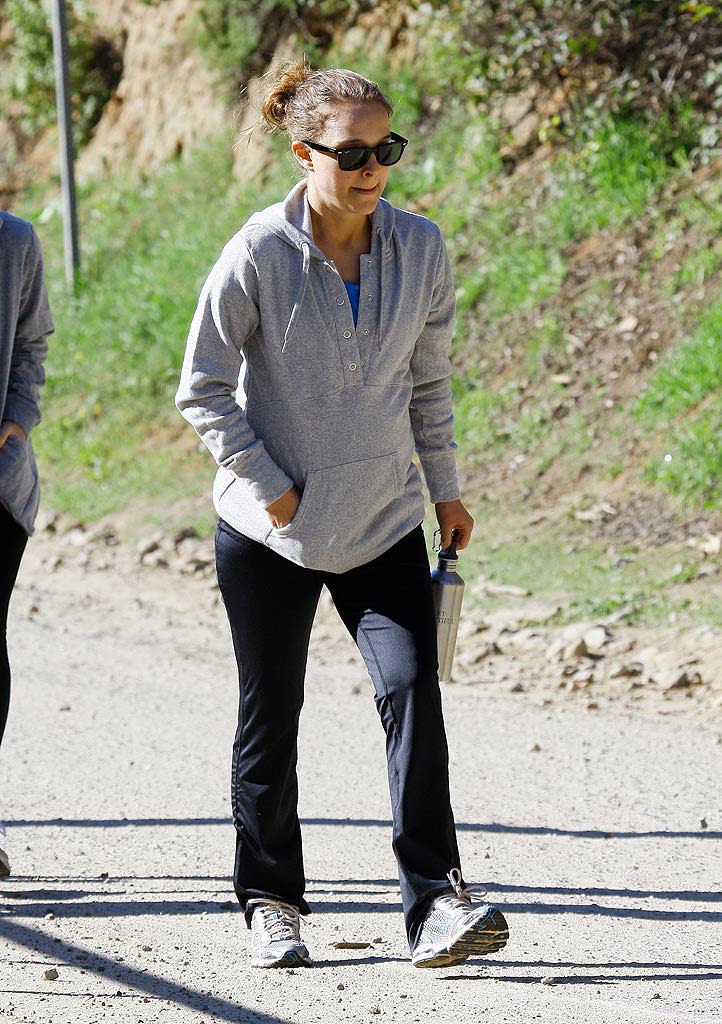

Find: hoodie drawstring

[282,241,311,353]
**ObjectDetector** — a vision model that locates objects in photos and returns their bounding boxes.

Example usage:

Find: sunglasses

[302,131,408,172]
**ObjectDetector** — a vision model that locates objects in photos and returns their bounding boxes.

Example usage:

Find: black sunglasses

[302,131,408,172]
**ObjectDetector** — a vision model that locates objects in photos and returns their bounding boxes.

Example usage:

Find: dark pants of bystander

[0,503,28,747]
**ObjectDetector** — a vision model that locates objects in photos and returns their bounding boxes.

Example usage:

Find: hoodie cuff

[246,461,296,510]
[420,453,460,504]
[2,397,39,438]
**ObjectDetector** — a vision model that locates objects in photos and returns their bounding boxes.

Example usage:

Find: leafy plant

[192,0,355,86]
[1,0,122,146]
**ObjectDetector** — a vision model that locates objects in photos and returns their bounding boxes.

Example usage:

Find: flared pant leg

[215,519,323,921]
[326,526,462,950]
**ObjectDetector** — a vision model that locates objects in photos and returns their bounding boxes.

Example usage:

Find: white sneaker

[248,898,311,968]
[0,847,9,877]
[411,869,508,968]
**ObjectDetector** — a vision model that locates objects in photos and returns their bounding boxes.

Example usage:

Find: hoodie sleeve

[175,237,295,508]
[408,231,460,504]
[4,225,53,436]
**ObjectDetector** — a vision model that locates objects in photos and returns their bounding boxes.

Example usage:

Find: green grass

[635,303,722,426]
[462,511,722,629]
[632,294,722,506]
[643,402,722,507]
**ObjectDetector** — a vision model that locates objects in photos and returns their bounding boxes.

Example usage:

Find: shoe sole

[412,908,509,969]
[251,949,312,969]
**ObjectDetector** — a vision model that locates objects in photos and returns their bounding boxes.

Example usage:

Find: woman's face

[296,102,394,219]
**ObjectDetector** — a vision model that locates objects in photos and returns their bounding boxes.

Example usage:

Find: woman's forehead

[322,102,391,144]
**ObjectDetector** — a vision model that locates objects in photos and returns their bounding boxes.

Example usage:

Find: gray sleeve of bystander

[3,225,54,435]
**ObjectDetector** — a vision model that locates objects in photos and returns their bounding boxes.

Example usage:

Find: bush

[193,0,357,87]
[1,0,122,146]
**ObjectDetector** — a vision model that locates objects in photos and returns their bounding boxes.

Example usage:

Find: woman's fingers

[434,499,474,551]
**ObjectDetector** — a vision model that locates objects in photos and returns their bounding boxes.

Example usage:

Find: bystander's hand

[434,498,474,551]
[0,421,27,448]
[266,485,302,528]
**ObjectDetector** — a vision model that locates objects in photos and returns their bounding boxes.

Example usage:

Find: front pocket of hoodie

[267,452,403,569]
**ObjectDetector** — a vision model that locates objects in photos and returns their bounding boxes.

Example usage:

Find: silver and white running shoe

[411,869,508,968]
[248,898,311,968]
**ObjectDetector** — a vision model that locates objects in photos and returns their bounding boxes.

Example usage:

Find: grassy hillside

[12,0,722,626]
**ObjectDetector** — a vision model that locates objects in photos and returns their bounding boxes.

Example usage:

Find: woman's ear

[291,140,313,172]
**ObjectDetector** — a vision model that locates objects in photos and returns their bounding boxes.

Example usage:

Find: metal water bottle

[431,535,465,683]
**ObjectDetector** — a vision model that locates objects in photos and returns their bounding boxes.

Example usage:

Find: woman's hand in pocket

[266,485,302,528]
[0,421,27,448]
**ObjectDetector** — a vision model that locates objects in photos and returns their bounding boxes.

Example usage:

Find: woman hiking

[176,62,509,969]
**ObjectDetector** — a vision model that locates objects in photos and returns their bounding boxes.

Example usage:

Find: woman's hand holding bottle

[434,499,474,551]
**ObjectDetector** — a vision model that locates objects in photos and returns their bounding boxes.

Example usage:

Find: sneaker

[248,898,311,968]
[411,869,508,968]
[0,847,9,877]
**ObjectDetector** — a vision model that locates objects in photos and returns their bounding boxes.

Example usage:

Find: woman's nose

[363,153,380,174]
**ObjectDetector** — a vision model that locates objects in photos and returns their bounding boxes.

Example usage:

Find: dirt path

[1,532,721,1023]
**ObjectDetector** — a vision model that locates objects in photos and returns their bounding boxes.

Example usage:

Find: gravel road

[1,536,720,1024]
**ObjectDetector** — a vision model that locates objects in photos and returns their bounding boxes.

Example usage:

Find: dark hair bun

[261,61,313,131]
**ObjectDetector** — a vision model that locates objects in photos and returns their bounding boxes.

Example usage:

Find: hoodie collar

[248,179,396,257]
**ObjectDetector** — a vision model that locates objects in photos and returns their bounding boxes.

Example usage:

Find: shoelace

[248,899,301,942]
[435,868,488,920]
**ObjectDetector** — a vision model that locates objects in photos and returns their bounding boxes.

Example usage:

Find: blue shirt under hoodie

[176,180,459,574]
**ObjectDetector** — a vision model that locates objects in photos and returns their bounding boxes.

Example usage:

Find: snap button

[363,329,369,335]
[348,362,358,371]
[336,298,345,305]
[343,330,352,339]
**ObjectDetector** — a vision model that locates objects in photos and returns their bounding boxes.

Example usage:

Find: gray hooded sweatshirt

[0,213,53,534]
[176,180,459,573]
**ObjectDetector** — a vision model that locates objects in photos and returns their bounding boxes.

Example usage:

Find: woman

[176,63,509,969]
[0,211,53,876]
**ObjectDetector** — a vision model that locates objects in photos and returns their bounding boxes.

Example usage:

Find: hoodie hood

[245,178,397,256]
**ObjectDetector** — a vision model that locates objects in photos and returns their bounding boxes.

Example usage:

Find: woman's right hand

[265,485,302,528]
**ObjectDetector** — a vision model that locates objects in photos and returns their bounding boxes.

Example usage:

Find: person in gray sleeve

[0,212,53,877]
[176,62,509,970]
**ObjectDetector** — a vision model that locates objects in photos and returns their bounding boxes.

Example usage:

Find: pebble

[541,976,556,986]
[43,968,59,981]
